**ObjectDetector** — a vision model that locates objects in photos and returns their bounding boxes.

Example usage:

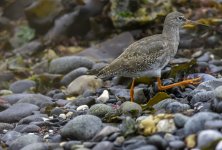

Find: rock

[66,75,103,96]
[49,56,94,74]
[77,32,134,60]
[174,113,190,128]
[93,126,120,142]
[123,136,147,150]
[20,124,41,133]
[59,114,66,119]
[1,93,34,104]
[214,85,222,100]
[17,94,53,108]
[165,102,190,113]
[139,116,157,136]
[120,101,142,117]
[156,119,176,133]
[92,141,113,150]
[67,96,96,107]
[146,135,168,150]
[61,115,103,140]
[89,104,113,118]
[196,78,222,91]
[184,112,221,135]
[109,88,130,101]
[25,0,63,34]
[216,141,222,150]
[20,143,61,150]
[134,88,147,104]
[96,90,109,103]
[197,130,222,149]
[13,40,44,56]
[18,114,46,124]
[1,131,22,145]
[190,91,215,106]
[9,79,36,93]
[0,103,39,123]
[0,123,14,133]
[153,98,177,111]
[169,140,185,150]
[134,145,158,150]
[60,67,88,86]
[205,120,222,129]
[77,105,89,111]
[9,134,42,150]
[50,107,65,116]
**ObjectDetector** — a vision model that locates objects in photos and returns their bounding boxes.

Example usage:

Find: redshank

[97,12,201,102]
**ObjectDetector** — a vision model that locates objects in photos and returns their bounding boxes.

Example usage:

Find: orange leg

[157,77,201,90]
[130,79,135,102]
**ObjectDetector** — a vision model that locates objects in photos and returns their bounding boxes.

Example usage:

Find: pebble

[20,124,41,133]
[190,91,215,106]
[93,126,120,142]
[61,115,103,140]
[214,85,222,100]
[92,141,113,150]
[18,114,46,124]
[50,107,65,116]
[120,101,142,117]
[89,104,113,118]
[66,75,103,96]
[156,119,176,133]
[184,112,221,135]
[196,78,222,91]
[17,94,53,108]
[20,143,62,150]
[9,134,42,150]
[1,131,22,145]
[165,102,190,113]
[216,141,222,150]
[60,67,89,86]
[205,120,222,129]
[77,105,89,111]
[146,135,168,150]
[169,140,185,150]
[134,145,158,150]
[197,130,222,149]
[0,103,39,123]
[49,56,94,74]
[96,90,109,103]
[9,79,36,93]
[0,123,14,133]
[59,113,66,119]
[174,113,190,128]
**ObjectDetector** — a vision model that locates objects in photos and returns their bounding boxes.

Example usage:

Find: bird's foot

[157,77,202,91]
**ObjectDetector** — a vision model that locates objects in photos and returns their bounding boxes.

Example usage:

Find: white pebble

[59,113,66,119]
[96,90,109,103]
[3,129,7,133]
[66,111,74,118]
[43,134,49,139]
[49,130,54,134]
[76,105,89,111]
[48,116,54,119]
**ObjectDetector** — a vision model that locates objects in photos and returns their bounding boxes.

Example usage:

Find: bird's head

[164,11,195,27]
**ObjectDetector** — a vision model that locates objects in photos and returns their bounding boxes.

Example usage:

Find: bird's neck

[162,24,180,42]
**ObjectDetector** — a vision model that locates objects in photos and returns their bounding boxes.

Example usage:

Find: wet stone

[1,131,22,146]
[89,104,114,118]
[9,134,42,150]
[190,91,215,106]
[184,112,221,135]
[169,140,185,150]
[9,79,36,93]
[0,103,39,123]
[61,115,103,140]
[120,101,142,117]
[174,113,190,128]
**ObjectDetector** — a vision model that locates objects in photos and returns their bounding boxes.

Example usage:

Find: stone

[49,56,94,74]
[184,112,221,135]
[0,123,14,133]
[205,120,222,129]
[76,105,89,111]
[93,126,120,142]
[120,101,142,117]
[92,141,113,150]
[20,143,61,150]
[0,103,39,123]
[214,85,222,100]
[165,102,190,113]
[1,93,35,104]
[216,141,222,150]
[190,91,215,106]
[156,119,176,133]
[20,124,41,133]
[197,130,222,149]
[169,140,185,150]
[96,90,109,103]
[18,114,46,124]
[77,32,134,60]
[9,134,42,150]
[153,98,177,111]
[60,67,88,86]
[61,115,103,140]
[1,131,22,146]
[17,94,53,108]
[9,79,36,93]
[66,75,103,96]
[196,78,222,91]
[134,145,158,150]
[174,113,190,128]
[146,135,168,150]
[89,104,114,118]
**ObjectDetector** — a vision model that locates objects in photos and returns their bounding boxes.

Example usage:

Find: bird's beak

[183,19,209,28]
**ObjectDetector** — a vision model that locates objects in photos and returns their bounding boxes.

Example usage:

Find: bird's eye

[177,16,185,21]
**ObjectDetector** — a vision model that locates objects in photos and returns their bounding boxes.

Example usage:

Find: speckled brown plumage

[97,12,185,79]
